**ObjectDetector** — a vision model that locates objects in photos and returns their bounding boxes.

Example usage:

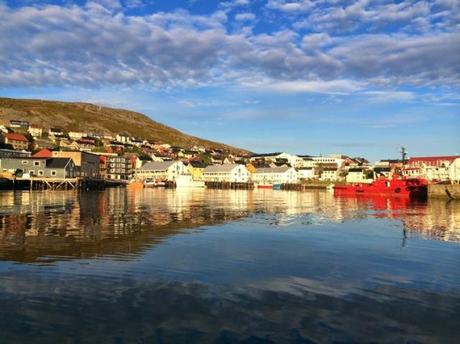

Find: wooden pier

[0,177,126,190]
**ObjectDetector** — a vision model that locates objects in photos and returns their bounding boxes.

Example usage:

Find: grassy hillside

[0,97,247,154]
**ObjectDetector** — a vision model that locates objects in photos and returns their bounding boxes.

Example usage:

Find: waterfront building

[319,168,339,182]
[186,161,205,181]
[0,148,31,159]
[346,167,373,184]
[1,133,29,150]
[106,156,132,180]
[136,161,187,182]
[251,166,298,185]
[406,155,460,181]
[203,164,249,183]
[408,155,460,168]
[450,158,460,182]
[0,157,76,178]
[297,167,315,180]
[52,151,100,178]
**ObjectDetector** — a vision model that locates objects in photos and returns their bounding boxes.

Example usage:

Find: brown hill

[0,97,247,154]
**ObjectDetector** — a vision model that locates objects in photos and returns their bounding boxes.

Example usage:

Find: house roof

[254,166,292,174]
[203,164,242,173]
[409,156,460,163]
[140,161,176,171]
[188,161,206,168]
[251,152,283,158]
[46,158,73,169]
[32,149,53,158]
[4,133,28,142]
[374,167,391,172]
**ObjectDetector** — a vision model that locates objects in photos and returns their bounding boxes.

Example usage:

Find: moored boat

[334,174,427,199]
[257,184,273,189]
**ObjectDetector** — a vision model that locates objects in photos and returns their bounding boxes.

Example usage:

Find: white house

[116,134,131,143]
[48,127,65,137]
[250,152,303,168]
[28,125,43,138]
[297,167,315,180]
[319,168,339,182]
[203,164,249,183]
[68,131,86,140]
[346,168,373,184]
[424,165,450,181]
[449,158,460,182]
[251,166,298,185]
[136,161,187,181]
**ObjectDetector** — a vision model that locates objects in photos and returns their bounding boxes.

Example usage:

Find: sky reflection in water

[0,189,459,343]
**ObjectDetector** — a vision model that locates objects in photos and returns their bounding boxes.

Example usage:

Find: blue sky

[0,0,459,160]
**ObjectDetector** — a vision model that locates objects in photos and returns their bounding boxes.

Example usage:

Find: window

[34,161,40,166]
[51,170,57,176]
[38,170,44,176]
[22,160,28,165]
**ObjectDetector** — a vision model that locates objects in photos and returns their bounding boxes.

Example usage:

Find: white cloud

[0,3,458,94]
[244,79,365,94]
[363,90,416,102]
[266,0,314,13]
[235,12,256,21]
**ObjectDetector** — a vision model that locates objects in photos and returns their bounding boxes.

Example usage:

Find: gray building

[0,149,31,159]
[0,158,76,179]
[107,156,132,180]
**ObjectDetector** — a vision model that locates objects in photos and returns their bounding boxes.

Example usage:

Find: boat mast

[400,146,407,166]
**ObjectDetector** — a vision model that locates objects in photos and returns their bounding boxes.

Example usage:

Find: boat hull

[333,177,427,199]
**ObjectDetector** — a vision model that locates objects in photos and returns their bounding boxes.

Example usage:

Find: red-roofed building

[2,133,29,150]
[32,148,53,158]
[406,156,460,181]
[408,156,460,168]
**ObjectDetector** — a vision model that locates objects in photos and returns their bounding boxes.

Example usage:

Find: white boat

[175,175,205,188]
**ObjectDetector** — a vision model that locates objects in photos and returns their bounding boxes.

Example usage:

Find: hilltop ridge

[0,97,247,154]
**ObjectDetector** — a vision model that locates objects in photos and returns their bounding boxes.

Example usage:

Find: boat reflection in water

[0,189,459,343]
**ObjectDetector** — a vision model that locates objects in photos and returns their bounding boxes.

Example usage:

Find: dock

[0,177,126,190]
[205,182,254,190]
[428,184,460,199]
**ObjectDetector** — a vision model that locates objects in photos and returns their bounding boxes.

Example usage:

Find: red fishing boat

[333,173,428,199]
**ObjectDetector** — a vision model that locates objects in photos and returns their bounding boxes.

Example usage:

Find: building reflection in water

[0,188,459,262]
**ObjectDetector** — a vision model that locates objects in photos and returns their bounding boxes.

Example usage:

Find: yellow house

[187,161,205,181]
[246,163,256,174]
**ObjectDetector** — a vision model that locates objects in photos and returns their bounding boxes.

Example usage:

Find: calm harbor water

[0,188,459,343]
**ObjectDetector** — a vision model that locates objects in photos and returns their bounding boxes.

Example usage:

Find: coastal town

[0,119,459,196]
